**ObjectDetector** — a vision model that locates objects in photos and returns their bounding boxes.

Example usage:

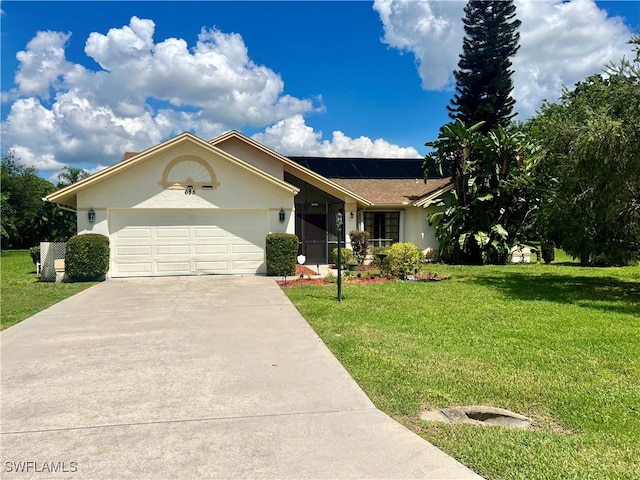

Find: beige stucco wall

[76,141,295,238]
[343,202,358,248]
[403,206,439,252]
[213,137,284,180]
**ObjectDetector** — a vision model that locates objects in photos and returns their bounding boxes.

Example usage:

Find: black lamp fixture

[350,211,354,219]
[279,208,285,223]
[88,208,96,224]
[335,210,344,302]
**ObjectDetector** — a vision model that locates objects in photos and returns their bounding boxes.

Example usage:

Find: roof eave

[413,182,454,207]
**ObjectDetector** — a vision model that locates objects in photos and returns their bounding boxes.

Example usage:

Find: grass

[1,250,97,330]
[283,253,640,480]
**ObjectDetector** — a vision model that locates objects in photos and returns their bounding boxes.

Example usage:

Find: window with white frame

[364,211,400,247]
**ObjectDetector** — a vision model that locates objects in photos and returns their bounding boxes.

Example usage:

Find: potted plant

[347,259,359,272]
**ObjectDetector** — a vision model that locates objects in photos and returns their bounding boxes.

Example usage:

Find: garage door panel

[156,245,190,255]
[194,245,227,254]
[156,227,190,238]
[194,227,226,238]
[117,228,151,239]
[111,210,265,277]
[157,262,191,273]
[195,261,228,271]
[117,263,153,274]
[232,244,262,253]
[116,245,152,256]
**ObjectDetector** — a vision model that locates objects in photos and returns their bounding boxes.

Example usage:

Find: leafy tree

[57,166,90,188]
[1,191,17,244]
[1,153,84,249]
[448,0,521,133]
[425,120,542,264]
[529,37,640,265]
[1,152,54,249]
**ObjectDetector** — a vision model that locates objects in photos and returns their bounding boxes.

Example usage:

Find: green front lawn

[284,257,640,479]
[1,250,97,330]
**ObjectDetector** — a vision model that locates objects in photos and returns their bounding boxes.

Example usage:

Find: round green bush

[331,247,352,266]
[386,242,423,280]
[65,234,110,282]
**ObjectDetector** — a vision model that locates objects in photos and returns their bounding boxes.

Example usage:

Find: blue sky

[1,1,638,178]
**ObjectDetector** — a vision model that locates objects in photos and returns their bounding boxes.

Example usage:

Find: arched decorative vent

[160,156,220,191]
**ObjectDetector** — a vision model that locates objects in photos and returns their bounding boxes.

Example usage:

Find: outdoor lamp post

[336,210,343,301]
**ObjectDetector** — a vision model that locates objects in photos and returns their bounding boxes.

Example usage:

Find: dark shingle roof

[288,157,443,179]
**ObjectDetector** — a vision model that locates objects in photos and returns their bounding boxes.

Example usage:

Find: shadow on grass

[472,272,640,316]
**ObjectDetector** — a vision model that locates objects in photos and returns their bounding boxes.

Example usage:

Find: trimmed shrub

[331,247,352,267]
[386,242,423,280]
[29,246,40,266]
[266,233,298,276]
[349,230,370,265]
[541,240,555,264]
[65,234,110,282]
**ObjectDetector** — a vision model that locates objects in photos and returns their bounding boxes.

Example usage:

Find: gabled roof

[209,130,373,206]
[44,132,299,208]
[45,129,452,209]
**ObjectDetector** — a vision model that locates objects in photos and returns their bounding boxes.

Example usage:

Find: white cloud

[253,115,422,158]
[10,145,65,172]
[13,30,74,99]
[374,0,465,90]
[513,0,634,115]
[1,17,318,174]
[374,0,636,118]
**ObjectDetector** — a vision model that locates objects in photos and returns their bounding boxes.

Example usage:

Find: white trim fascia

[412,183,454,207]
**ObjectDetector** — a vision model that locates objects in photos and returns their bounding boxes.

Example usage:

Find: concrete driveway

[1,275,482,479]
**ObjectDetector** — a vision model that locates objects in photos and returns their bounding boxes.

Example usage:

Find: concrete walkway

[1,275,482,479]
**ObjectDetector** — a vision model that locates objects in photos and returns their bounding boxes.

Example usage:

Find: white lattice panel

[40,242,66,282]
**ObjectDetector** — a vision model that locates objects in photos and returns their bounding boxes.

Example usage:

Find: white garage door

[110,210,267,277]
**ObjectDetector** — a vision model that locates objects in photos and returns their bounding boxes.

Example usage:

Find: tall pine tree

[448,0,521,133]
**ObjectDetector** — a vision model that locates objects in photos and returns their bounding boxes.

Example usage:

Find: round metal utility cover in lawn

[420,406,531,429]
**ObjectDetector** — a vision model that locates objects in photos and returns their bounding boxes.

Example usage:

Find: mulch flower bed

[296,265,320,276]
[275,265,450,287]
[277,273,391,287]
[276,264,392,287]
